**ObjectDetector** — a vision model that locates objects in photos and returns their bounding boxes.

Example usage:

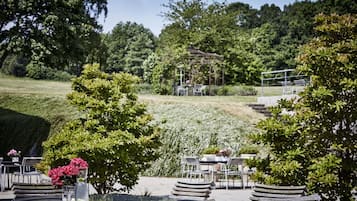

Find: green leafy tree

[253,14,357,201]
[151,46,187,94]
[42,64,160,194]
[105,22,156,77]
[0,0,107,72]
[300,13,357,201]
[142,53,159,84]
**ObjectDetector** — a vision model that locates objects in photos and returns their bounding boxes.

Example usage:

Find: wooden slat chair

[13,183,62,201]
[170,181,215,201]
[250,184,321,201]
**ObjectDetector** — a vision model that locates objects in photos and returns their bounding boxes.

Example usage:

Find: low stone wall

[257,95,299,106]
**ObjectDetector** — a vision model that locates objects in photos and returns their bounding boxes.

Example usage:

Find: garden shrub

[202,146,220,155]
[52,71,75,81]
[236,86,257,96]
[238,145,259,155]
[1,54,27,77]
[216,85,231,96]
[252,14,357,200]
[137,83,154,94]
[42,64,160,194]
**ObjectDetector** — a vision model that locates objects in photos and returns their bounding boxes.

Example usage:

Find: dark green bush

[1,54,27,77]
[217,85,232,96]
[26,62,74,81]
[53,71,75,81]
[202,146,220,154]
[236,86,258,96]
[137,83,154,94]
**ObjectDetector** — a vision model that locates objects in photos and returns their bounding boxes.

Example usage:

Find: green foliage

[238,145,259,155]
[151,46,187,95]
[0,94,78,156]
[201,146,220,155]
[253,14,357,200]
[236,86,258,96]
[42,64,160,194]
[307,154,341,201]
[104,22,156,78]
[26,61,74,81]
[0,0,107,73]
[142,53,159,84]
[159,0,357,86]
[0,54,27,77]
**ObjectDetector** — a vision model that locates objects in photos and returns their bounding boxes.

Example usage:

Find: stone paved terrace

[1,176,253,201]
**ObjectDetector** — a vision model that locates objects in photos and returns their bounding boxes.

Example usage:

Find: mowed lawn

[0,76,267,123]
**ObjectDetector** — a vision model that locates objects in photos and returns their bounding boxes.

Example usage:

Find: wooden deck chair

[250,183,321,201]
[170,180,215,201]
[13,183,62,201]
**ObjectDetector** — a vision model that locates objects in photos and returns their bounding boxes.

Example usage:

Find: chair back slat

[13,183,61,201]
[171,181,214,200]
[22,157,42,167]
[228,157,244,166]
[250,184,321,201]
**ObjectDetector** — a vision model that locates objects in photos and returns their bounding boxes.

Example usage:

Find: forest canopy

[1,0,356,89]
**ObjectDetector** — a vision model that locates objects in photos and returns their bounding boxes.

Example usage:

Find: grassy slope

[0,76,264,175]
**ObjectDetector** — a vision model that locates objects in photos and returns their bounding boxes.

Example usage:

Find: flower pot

[12,157,19,163]
[202,154,216,161]
[239,153,257,159]
[75,182,89,201]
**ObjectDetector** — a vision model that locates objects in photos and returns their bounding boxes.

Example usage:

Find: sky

[98,0,299,36]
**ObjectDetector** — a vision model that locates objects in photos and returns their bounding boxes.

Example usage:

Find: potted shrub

[238,145,259,159]
[201,146,219,161]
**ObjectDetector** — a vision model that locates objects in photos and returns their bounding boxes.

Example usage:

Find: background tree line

[1,0,356,89]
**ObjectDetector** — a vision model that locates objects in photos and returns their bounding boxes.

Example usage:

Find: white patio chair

[13,157,42,184]
[193,84,206,96]
[218,157,244,190]
[240,154,257,188]
[181,156,207,181]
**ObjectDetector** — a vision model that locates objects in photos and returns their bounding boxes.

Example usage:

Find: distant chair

[193,84,206,96]
[181,156,207,181]
[176,86,188,96]
[218,157,244,190]
[13,157,42,184]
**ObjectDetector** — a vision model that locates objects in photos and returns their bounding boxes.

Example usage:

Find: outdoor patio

[0,176,253,201]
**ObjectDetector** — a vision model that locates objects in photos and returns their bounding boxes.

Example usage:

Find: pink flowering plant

[7,149,21,157]
[48,157,88,186]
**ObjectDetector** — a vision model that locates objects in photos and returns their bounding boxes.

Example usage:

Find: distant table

[1,161,20,191]
[199,159,228,183]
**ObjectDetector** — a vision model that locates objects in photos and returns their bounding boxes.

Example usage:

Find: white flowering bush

[145,103,256,176]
